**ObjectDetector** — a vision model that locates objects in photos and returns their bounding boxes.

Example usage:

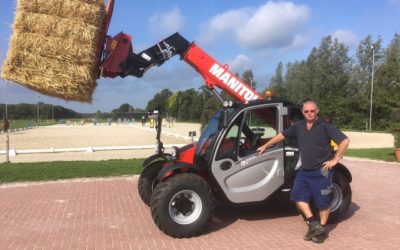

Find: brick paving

[0,158,399,249]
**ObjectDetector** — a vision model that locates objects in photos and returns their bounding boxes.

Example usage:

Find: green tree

[200,96,221,130]
[1,103,80,119]
[349,35,383,129]
[285,61,309,103]
[177,88,203,121]
[167,92,179,118]
[269,62,286,99]
[241,70,257,91]
[111,103,134,117]
[373,33,400,129]
[304,36,351,126]
[146,89,172,114]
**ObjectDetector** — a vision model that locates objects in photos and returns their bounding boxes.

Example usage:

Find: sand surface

[0,122,393,163]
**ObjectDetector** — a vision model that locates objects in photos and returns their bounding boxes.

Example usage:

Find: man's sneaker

[312,231,328,243]
[303,224,326,241]
[303,226,316,241]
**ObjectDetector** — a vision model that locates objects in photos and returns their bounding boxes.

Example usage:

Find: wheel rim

[330,183,343,212]
[169,190,202,225]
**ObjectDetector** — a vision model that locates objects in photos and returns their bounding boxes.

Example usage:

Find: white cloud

[331,30,358,48]
[228,54,253,73]
[199,8,251,44]
[149,7,185,38]
[283,33,310,51]
[199,1,310,49]
[389,0,400,7]
[238,2,310,49]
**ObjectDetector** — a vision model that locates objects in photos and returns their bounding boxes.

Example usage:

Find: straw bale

[1,0,106,103]
[18,0,104,25]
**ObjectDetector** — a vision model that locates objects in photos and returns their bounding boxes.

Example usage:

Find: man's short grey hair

[302,99,318,110]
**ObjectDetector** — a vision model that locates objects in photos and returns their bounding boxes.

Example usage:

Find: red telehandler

[98,0,352,238]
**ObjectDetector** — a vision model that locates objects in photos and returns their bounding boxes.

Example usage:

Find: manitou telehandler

[98,0,352,238]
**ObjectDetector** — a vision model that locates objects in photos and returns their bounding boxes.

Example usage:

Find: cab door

[210,104,286,203]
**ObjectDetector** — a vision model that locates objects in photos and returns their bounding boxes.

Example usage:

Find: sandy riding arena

[0,122,394,163]
[1,122,201,163]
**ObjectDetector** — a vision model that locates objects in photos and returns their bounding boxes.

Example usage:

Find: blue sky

[1,0,399,112]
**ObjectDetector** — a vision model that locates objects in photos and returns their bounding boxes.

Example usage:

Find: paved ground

[0,158,399,249]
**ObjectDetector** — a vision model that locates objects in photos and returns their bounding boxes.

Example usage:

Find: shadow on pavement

[204,198,299,235]
[323,202,360,234]
[205,199,360,235]
[343,202,360,221]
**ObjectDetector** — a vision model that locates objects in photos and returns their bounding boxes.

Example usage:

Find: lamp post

[37,93,40,123]
[369,45,375,131]
[0,51,7,118]
[178,97,181,122]
[249,78,253,125]
[4,80,8,118]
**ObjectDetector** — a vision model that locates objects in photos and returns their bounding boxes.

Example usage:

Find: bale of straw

[1,0,106,102]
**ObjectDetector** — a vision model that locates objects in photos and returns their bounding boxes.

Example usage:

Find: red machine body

[101,32,132,78]
[97,0,261,166]
[183,44,261,102]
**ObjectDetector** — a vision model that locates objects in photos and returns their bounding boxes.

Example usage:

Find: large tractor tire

[328,171,352,223]
[138,162,163,206]
[150,173,215,238]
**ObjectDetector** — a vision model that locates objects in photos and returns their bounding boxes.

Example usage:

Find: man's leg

[291,170,322,241]
[309,169,333,243]
[296,201,327,241]
[296,201,313,218]
[310,208,329,243]
[319,207,330,225]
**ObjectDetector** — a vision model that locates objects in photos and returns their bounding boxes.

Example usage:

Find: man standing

[257,100,350,243]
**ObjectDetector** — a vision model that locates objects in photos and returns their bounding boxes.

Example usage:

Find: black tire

[138,162,163,206]
[328,171,352,223]
[150,173,215,238]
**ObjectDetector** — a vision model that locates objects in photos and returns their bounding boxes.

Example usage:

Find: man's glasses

[303,110,316,114]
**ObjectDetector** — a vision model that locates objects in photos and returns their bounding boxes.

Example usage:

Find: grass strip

[345,148,397,162]
[0,158,144,184]
[0,148,397,184]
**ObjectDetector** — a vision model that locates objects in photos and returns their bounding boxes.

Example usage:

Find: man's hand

[322,158,338,170]
[257,145,268,154]
[256,133,285,155]
[323,138,350,170]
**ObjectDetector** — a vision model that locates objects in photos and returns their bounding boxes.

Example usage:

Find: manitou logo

[209,63,259,101]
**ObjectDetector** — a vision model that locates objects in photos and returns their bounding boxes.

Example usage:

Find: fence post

[5,134,10,163]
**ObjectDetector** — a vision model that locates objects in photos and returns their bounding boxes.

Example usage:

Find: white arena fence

[1,124,198,158]
[0,144,187,157]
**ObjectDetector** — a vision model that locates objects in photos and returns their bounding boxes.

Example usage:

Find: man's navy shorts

[290,168,333,209]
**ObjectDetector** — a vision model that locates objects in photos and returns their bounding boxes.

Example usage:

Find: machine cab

[201,101,302,204]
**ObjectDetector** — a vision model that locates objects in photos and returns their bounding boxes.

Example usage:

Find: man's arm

[257,132,285,154]
[323,138,350,169]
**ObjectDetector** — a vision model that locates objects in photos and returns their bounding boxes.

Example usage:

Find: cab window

[238,107,278,157]
[216,106,279,160]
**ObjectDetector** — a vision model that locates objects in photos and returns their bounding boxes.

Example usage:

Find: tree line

[144,70,258,127]
[269,34,400,130]
[0,103,81,120]
[144,34,400,131]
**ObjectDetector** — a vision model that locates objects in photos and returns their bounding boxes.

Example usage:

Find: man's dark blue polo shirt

[282,118,347,170]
